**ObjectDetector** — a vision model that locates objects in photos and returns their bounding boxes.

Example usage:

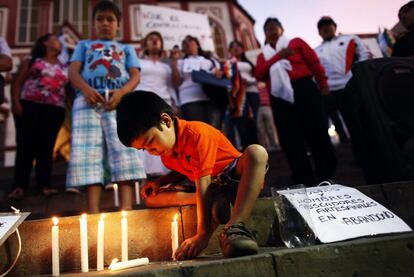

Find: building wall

[0,0,258,56]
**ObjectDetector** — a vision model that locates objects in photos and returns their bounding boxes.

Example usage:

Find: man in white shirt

[315,17,370,143]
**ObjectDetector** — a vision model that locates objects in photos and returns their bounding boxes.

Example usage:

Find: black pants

[232,92,260,149]
[323,89,348,141]
[181,100,223,130]
[271,78,337,184]
[13,100,65,190]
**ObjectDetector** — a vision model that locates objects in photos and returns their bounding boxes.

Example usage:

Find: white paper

[139,5,214,51]
[0,215,20,242]
[278,185,412,243]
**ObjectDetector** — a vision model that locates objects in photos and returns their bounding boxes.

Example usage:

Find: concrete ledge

[62,233,414,277]
[272,233,414,277]
[0,208,183,276]
[1,182,414,276]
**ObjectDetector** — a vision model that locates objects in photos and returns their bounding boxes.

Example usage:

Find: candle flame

[109,258,119,270]
[113,183,118,190]
[173,213,178,222]
[100,213,106,220]
[80,213,87,220]
[52,217,59,226]
[121,210,127,218]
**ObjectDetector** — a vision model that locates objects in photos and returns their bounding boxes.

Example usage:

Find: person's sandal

[7,188,25,200]
[219,222,258,258]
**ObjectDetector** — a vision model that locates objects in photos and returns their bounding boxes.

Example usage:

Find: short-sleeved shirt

[21,58,68,108]
[161,118,241,181]
[135,59,173,104]
[70,39,140,94]
[176,56,213,105]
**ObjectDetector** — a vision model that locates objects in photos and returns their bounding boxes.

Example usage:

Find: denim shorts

[158,158,241,193]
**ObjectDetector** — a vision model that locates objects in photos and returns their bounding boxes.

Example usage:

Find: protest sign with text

[278,185,412,243]
[138,5,214,52]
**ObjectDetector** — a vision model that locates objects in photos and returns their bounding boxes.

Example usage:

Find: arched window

[209,19,226,58]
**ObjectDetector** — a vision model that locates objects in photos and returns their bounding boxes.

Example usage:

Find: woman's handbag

[191,70,231,112]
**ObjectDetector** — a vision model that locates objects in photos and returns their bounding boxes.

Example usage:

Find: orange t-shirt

[161,118,241,181]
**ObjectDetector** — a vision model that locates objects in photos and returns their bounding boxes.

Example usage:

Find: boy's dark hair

[317,16,337,29]
[92,0,122,23]
[263,17,283,31]
[399,1,414,19]
[116,91,175,147]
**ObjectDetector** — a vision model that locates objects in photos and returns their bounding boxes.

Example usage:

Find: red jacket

[255,38,328,91]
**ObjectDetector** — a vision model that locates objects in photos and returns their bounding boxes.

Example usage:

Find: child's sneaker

[219,222,258,258]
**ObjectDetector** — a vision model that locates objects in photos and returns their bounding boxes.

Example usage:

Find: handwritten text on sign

[139,5,214,52]
[278,185,412,243]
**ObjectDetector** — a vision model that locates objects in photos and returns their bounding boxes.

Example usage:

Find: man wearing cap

[314,16,370,143]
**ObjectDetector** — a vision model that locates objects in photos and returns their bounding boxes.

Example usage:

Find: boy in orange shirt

[116,90,268,260]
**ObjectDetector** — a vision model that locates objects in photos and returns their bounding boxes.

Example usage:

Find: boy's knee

[244,144,268,166]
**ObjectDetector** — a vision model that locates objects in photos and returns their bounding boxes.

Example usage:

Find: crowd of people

[0,0,413,260]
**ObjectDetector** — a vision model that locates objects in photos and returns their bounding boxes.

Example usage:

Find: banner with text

[139,5,214,52]
[278,185,412,243]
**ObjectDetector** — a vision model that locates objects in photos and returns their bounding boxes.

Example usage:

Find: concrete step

[1,182,414,276]
[61,234,414,277]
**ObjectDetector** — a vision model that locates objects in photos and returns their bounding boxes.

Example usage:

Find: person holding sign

[135,31,174,177]
[117,91,268,259]
[171,36,223,130]
[66,0,146,213]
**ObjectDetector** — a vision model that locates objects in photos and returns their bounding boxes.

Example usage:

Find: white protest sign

[278,185,412,243]
[139,4,215,52]
[0,212,30,246]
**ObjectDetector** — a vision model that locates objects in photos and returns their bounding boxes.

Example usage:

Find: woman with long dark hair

[135,31,174,177]
[8,33,67,199]
[171,35,223,129]
[228,40,259,148]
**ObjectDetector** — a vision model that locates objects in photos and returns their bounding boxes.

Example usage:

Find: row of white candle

[112,181,141,207]
[51,211,179,275]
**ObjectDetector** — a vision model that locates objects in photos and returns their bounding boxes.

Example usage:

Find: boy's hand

[173,233,210,260]
[105,89,124,111]
[83,87,105,106]
[140,180,160,199]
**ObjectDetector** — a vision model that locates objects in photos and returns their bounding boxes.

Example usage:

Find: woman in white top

[228,40,259,148]
[135,31,172,176]
[171,35,223,129]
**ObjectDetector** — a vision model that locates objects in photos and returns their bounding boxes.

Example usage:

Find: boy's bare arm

[69,61,104,105]
[106,67,140,110]
[174,175,213,260]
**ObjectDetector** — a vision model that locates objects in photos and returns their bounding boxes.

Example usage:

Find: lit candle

[134,181,140,205]
[171,213,179,260]
[109,257,149,271]
[105,88,109,103]
[79,213,89,273]
[51,217,59,276]
[113,183,119,207]
[121,211,128,262]
[97,214,105,271]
